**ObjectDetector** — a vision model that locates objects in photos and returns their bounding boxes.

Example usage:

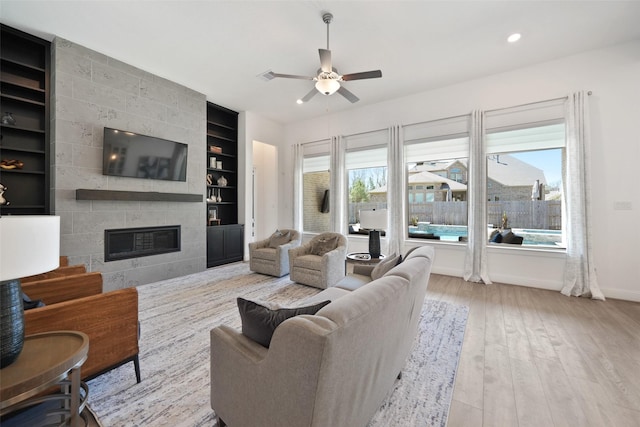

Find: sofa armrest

[210,317,332,426]
[353,264,375,276]
[24,288,139,381]
[21,272,103,305]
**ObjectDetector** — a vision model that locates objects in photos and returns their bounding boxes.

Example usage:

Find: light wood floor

[424,274,640,427]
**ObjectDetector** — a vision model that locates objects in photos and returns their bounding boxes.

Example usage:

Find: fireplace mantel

[76,189,202,202]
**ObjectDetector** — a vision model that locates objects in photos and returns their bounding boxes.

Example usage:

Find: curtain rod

[485,91,592,114]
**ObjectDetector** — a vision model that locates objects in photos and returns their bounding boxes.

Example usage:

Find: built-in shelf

[76,189,202,202]
[0,24,51,216]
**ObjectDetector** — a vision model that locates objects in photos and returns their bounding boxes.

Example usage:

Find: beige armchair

[249,229,301,277]
[288,232,347,289]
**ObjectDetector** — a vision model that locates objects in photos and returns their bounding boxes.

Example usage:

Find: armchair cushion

[310,235,339,256]
[268,230,292,248]
[252,247,277,261]
[237,298,330,347]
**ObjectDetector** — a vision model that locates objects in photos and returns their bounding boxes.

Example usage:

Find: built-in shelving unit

[0,25,51,215]
[206,102,243,267]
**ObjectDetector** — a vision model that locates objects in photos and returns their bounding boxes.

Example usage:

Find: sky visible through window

[510,148,562,186]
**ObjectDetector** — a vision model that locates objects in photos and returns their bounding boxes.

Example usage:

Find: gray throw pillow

[310,235,339,256]
[237,298,331,348]
[268,230,291,248]
[371,253,401,280]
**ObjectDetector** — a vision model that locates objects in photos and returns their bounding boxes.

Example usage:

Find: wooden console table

[0,331,89,426]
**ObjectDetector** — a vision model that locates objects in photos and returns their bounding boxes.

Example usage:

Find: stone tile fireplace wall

[52,38,206,291]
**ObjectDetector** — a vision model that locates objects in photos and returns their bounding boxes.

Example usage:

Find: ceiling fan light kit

[315,78,340,95]
[262,11,382,104]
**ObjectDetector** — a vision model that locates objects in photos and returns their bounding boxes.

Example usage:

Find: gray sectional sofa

[210,245,435,427]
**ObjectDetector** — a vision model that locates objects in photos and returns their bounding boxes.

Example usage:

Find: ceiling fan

[260,12,382,104]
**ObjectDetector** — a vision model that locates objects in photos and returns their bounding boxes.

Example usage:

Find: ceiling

[2,1,639,125]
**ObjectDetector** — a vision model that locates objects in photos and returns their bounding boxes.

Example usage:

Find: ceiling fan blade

[260,70,314,81]
[319,49,332,73]
[300,88,318,103]
[337,86,359,103]
[341,70,383,81]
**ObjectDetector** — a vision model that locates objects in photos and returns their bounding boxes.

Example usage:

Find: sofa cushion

[237,298,331,347]
[310,235,339,256]
[334,274,372,291]
[371,253,401,280]
[268,230,291,248]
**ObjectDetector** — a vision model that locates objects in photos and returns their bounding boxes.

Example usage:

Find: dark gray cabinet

[207,224,244,268]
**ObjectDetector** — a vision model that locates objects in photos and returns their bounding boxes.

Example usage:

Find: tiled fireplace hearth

[105,226,181,262]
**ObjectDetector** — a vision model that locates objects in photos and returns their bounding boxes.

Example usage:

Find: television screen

[103,127,188,181]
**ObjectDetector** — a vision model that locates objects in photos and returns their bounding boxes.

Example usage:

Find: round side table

[0,331,89,427]
[345,252,386,273]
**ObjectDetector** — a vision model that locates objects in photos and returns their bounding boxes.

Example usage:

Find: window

[404,115,470,241]
[485,122,565,246]
[302,141,331,233]
[344,131,388,234]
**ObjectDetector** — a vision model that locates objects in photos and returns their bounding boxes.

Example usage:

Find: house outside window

[485,122,565,246]
[402,115,471,241]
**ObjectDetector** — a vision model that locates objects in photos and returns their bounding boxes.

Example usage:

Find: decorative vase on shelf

[1,112,16,126]
[216,189,222,203]
[217,175,227,187]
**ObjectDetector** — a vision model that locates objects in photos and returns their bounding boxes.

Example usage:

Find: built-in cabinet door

[207,224,244,268]
[224,225,244,261]
[207,226,226,267]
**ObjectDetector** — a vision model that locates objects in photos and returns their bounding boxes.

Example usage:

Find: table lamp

[0,215,60,367]
[359,209,387,259]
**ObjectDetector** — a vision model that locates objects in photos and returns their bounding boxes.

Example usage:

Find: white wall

[239,111,285,258]
[272,40,640,301]
[252,141,279,240]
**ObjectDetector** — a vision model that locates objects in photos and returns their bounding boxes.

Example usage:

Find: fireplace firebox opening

[105,225,180,262]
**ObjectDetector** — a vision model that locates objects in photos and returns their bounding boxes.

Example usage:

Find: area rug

[87,263,468,427]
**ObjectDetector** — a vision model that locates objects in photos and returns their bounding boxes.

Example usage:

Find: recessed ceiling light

[296,99,303,105]
[507,33,521,43]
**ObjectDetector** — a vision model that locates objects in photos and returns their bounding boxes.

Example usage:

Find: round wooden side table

[0,331,89,427]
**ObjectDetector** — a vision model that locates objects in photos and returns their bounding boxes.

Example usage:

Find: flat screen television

[102,127,188,181]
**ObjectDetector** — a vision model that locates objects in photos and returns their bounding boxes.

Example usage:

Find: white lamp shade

[315,79,340,95]
[0,216,60,281]
[359,209,387,230]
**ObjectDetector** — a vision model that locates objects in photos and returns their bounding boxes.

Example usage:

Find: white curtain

[292,143,303,232]
[329,136,346,234]
[561,91,604,300]
[387,125,404,256]
[464,110,492,284]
